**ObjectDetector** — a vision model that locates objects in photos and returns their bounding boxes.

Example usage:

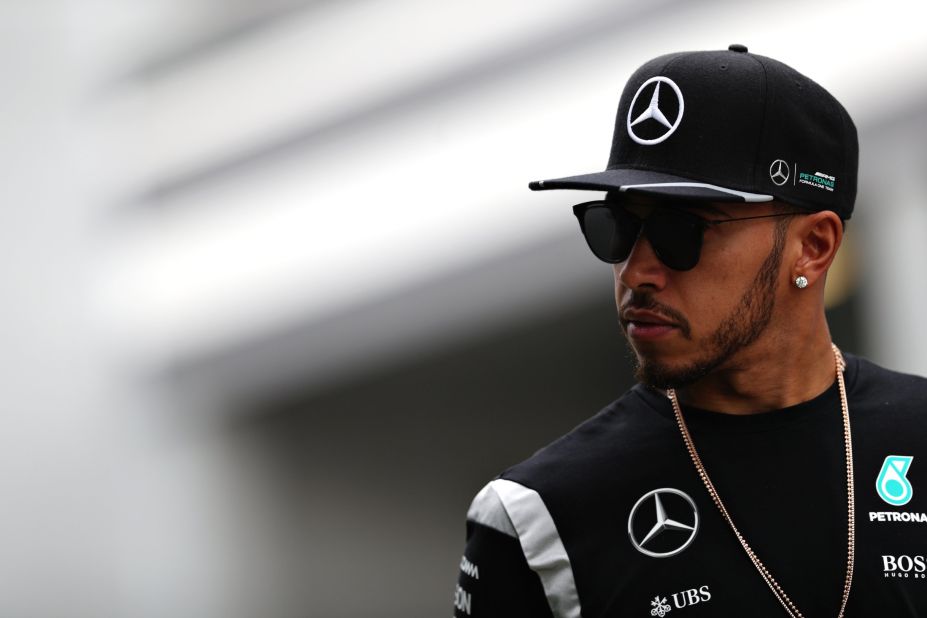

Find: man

[453,45,926,617]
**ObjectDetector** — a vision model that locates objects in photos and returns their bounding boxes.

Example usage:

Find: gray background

[1,1,924,616]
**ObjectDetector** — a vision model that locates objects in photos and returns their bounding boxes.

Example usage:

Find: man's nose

[616,233,669,292]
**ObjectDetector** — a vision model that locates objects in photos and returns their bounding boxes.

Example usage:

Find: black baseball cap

[529,44,858,219]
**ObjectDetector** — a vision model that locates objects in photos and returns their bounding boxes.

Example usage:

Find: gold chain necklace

[667,343,855,618]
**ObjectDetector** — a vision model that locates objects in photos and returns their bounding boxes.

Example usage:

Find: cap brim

[528,168,773,203]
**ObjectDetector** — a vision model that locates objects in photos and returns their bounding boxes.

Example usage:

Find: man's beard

[630,222,788,390]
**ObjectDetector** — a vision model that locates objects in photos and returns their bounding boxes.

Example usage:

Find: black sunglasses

[572,200,802,271]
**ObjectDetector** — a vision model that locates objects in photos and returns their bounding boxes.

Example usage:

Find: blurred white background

[1,0,925,616]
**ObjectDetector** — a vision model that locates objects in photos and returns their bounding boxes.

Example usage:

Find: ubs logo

[648,586,712,616]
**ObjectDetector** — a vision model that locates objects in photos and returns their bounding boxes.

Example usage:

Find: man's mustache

[620,292,692,339]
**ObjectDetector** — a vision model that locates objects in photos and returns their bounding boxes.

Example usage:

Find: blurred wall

[1,1,925,616]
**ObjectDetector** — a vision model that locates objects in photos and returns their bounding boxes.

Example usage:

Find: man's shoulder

[848,352,927,402]
[464,384,677,538]
[512,385,672,468]
[846,353,927,443]
[470,385,677,506]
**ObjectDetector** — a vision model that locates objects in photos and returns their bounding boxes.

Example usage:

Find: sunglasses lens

[645,210,702,271]
[579,204,639,263]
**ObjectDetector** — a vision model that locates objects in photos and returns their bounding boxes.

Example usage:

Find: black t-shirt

[453,354,927,617]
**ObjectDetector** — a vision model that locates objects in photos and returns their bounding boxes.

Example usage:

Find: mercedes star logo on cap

[626,76,685,146]
[627,488,699,558]
[769,159,790,186]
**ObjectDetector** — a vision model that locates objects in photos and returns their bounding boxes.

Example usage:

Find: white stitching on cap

[619,182,773,202]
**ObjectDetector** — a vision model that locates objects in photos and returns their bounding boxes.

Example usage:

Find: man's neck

[673,316,837,415]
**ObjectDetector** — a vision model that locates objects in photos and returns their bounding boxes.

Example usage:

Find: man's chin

[634,356,713,391]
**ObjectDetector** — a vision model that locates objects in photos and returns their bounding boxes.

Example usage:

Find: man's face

[614,197,792,389]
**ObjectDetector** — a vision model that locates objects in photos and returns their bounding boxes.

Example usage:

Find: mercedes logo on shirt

[626,76,685,145]
[769,159,790,186]
[628,488,699,558]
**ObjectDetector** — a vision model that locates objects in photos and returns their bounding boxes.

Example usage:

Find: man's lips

[621,309,679,340]
[621,309,678,327]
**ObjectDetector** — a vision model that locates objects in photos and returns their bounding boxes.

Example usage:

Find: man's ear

[791,211,843,287]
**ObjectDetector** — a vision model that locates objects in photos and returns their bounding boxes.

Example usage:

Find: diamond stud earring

[795,275,809,289]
